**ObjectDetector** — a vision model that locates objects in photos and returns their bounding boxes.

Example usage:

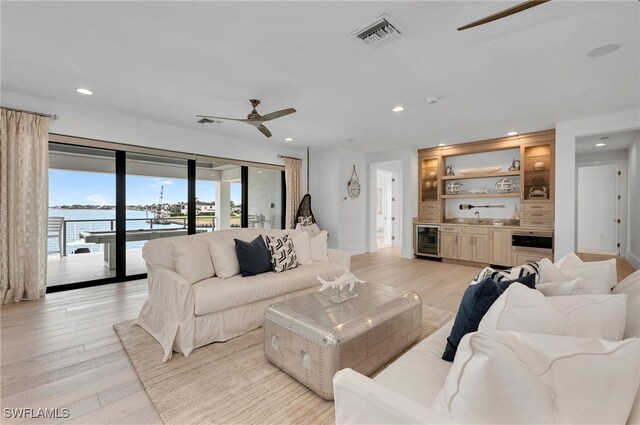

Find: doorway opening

[575,129,638,257]
[372,161,402,255]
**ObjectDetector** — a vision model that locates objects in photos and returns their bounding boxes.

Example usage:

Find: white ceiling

[1,1,639,153]
[576,128,640,154]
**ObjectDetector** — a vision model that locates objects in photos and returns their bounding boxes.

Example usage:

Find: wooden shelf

[441,171,521,181]
[441,193,521,199]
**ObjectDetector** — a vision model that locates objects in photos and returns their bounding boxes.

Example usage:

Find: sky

[49,170,242,206]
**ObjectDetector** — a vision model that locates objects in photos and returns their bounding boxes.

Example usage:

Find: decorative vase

[428,171,436,178]
[513,205,520,220]
[534,161,545,171]
[425,181,432,189]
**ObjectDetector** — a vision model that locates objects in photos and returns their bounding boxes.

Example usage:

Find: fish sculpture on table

[317,272,365,293]
[469,188,489,195]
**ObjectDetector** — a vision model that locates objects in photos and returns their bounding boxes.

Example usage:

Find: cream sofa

[137,228,351,361]
[334,268,640,425]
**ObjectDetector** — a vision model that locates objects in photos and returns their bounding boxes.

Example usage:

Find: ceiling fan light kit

[197,99,296,138]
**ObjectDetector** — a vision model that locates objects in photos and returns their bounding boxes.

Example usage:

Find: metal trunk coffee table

[263,282,422,400]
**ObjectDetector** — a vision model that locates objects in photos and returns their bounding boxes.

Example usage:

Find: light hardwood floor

[1,250,635,424]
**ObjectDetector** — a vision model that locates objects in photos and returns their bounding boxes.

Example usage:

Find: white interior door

[577,164,620,255]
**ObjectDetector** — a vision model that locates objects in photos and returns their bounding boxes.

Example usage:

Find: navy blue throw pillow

[442,278,503,362]
[234,236,272,277]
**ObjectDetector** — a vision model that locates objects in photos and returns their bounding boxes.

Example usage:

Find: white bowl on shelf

[458,166,502,175]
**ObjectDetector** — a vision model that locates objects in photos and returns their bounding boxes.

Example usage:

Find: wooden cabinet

[457,227,489,263]
[490,228,512,266]
[440,229,459,259]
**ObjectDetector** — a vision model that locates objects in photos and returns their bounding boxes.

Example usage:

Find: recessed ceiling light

[507,131,518,136]
[438,143,447,147]
[427,97,439,104]
[75,88,93,95]
[284,137,293,142]
[392,106,404,112]
[587,44,621,58]
[595,143,606,147]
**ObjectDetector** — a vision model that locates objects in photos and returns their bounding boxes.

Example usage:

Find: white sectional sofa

[137,227,350,361]
[334,267,640,425]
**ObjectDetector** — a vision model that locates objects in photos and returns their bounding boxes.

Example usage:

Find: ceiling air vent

[352,15,403,48]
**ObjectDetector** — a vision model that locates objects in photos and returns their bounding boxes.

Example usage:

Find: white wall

[555,109,640,260]
[308,146,367,254]
[2,91,307,189]
[367,148,418,259]
[628,135,640,268]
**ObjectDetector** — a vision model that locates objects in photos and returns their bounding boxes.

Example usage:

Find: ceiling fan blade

[257,124,272,138]
[196,114,249,122]
[457,0,551,31]
[258,108,297,122]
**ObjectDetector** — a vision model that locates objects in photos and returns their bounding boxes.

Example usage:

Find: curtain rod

[278,154,302,161]
[1,106,58,120]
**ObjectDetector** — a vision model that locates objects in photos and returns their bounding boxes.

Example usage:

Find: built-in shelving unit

[441,193,520,199]
[415,129,556,266]
[441,170,521,181]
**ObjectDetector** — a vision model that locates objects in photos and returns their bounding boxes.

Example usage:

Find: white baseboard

[626,249,640,269]
[342,244,368,255]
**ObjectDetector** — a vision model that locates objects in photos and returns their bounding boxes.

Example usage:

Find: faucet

[474,211,480,222]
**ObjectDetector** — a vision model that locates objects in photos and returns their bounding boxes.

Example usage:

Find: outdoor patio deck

[47,248,147,287]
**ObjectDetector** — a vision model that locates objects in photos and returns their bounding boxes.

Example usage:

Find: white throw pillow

[560,265,612,294]
[206,238,240,279]
[296,222,321,237]
[172,239,215,284]
[554,252,584,269]
[553,253,618,289]
[291,231,313,265]
[561,260,617,290]
[310,230,329,262]
[536,277,603,296]
[538,258,567,282]
[612,270,640,339]
[479,283,582,337]
[431,331,640,425]
[480,283,627,341]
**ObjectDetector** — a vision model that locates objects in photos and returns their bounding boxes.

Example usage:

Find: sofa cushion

[207,238,240,279]
[539,258,611,294]
[172,239,215,284]
[479,283,627,341]
[432,331,640,425]
[374,320,454,406]
[264,234,298,273]
[192,262,346,316]
[235,236,272,277]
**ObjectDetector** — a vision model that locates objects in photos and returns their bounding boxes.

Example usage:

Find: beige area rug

[114,306,454,425]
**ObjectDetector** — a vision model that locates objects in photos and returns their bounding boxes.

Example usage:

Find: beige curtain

[285,158,301,229]
[1,108,49,304]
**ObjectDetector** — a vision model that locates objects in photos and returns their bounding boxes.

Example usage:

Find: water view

[48,208,183,255]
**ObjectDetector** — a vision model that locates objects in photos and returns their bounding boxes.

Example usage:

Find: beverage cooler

[415,225,440,257]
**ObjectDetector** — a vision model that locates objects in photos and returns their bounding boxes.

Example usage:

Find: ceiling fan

[457,0,551,31]
[197,99,296,138]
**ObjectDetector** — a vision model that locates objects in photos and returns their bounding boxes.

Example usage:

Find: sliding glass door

[125,153,188,276]
[47,143,116,287]
[47,137,286,291]
[196,160,242,231]
[247,167,284,229]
